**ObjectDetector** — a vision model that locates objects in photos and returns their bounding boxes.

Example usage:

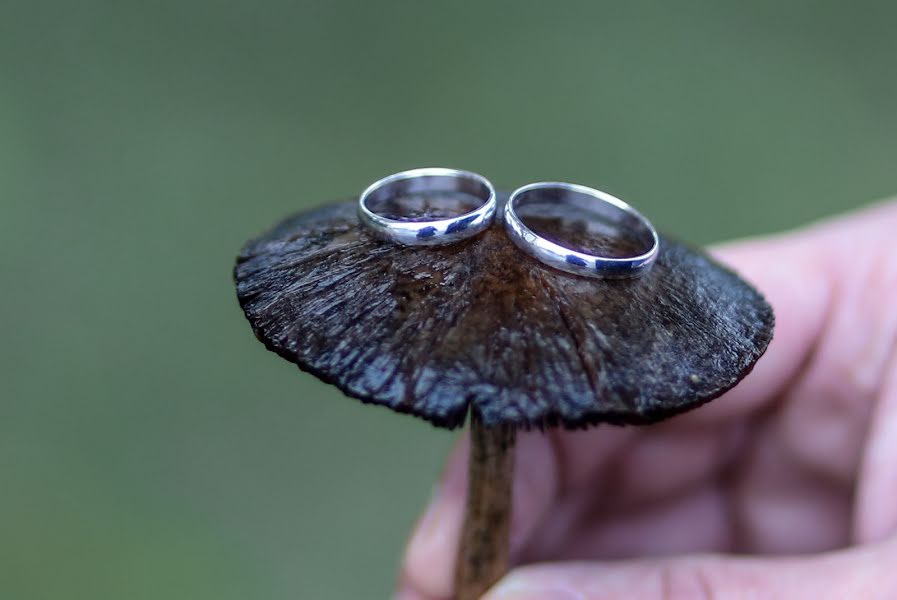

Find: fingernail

[487,577,585,600]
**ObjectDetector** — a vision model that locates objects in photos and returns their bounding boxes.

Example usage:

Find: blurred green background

[1,0,895,598]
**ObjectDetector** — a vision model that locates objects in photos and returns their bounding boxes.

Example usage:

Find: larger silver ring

[358,168,497,246]
[504,182,659,279]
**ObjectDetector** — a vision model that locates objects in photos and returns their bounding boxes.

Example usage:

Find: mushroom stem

[454,410,516,600]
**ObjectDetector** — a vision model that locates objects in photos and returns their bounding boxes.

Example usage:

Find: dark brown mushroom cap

[234,194,773,430]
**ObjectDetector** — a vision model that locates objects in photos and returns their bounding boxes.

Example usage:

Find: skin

[396,199,897,600]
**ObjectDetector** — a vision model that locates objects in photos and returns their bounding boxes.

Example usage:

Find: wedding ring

[358,168,496,246]
[504,182,659,278]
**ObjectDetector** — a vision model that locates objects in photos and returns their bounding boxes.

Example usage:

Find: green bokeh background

[2,1,895,598]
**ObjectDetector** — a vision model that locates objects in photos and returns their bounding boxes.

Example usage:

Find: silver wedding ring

[358,168,496,246]
[504,182,659,278]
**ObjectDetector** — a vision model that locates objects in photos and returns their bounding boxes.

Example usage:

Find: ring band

[504,182,659,278]
[358,168,497,246]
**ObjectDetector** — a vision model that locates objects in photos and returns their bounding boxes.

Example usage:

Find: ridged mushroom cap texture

[234,193,773,430]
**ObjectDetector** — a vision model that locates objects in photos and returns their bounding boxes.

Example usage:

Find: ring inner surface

[514,187,653,258]
[366,175,489,222]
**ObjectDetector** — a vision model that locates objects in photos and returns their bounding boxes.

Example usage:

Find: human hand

[397,200,897,599]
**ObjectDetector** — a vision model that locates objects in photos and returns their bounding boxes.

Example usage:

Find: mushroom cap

[234,194,773,429]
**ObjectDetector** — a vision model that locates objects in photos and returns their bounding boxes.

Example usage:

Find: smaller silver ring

[358,168,497,246]
[504,182,659,279]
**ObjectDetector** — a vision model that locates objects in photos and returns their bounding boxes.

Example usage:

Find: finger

[541,229,835,511]
[677,233,832,425]
[775,201,897,489]
[600,420,744,510]
[506,220,846,564]
[399,435,469,599]
[517,200,897,560]
[733,419,851,553]
[393,579,435,600]
[399,430,558,599]
[518,423,742,562]
[484,540,897,600]
[522,483,733,564]
[528,230,834,551]
[856,354,897,543]
[688,198,897,426]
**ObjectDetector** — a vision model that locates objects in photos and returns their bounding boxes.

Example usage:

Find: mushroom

[233,191,774,600]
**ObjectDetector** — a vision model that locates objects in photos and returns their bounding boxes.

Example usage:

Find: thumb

[483,540,897,600]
